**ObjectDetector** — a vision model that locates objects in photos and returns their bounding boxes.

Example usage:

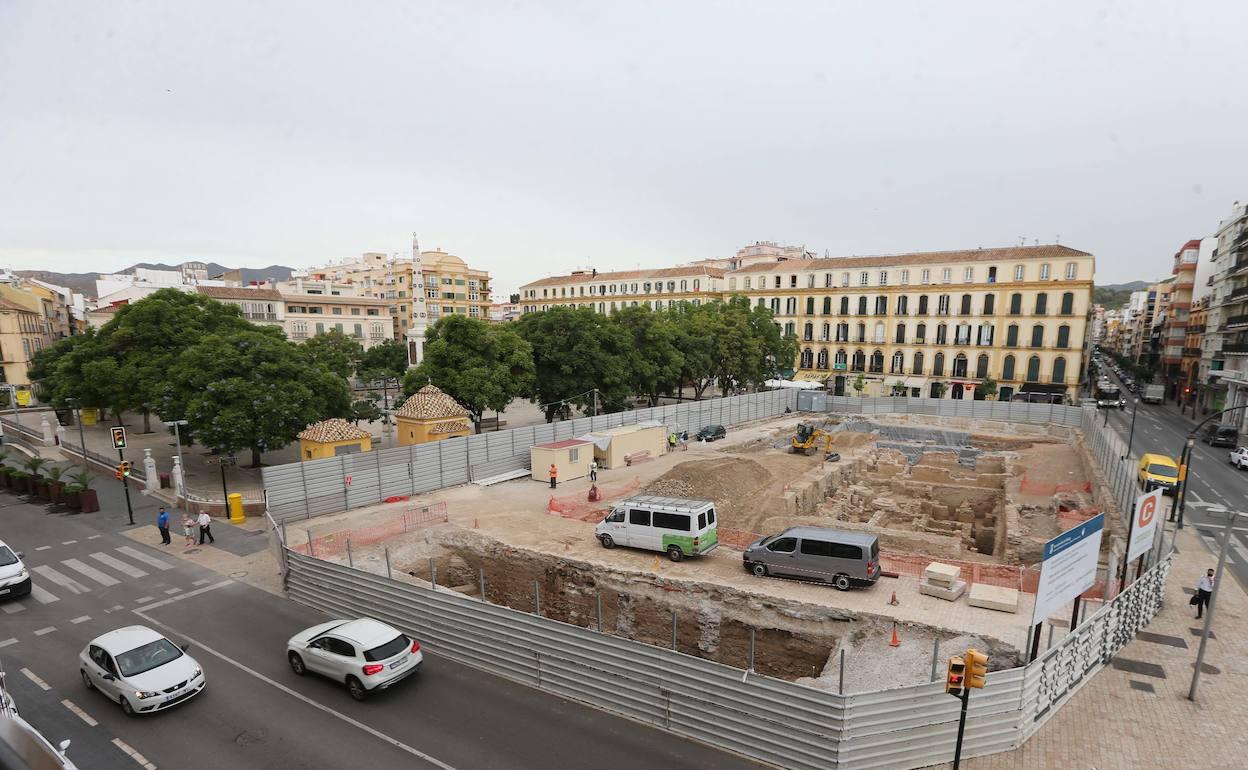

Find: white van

[596,495,719,562]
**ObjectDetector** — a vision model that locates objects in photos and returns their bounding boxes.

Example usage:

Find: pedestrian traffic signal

[964,648,988,689]
[115,465,124,480]
[120,461,132,478]
[945,655,965,695]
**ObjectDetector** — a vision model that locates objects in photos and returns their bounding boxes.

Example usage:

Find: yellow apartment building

[518,264,727,313]
[281,293,394,350]
[727,244,1095,402]
[0,296,56,398]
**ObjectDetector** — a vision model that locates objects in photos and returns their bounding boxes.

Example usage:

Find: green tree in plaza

[980,375,999,400]
[350,395,383,425]
[668,303,718,400]
[612,306,683,407]
[705,297,796,397]
[516,305,633,421]
[357,338,410,384]
[405,314,535,432]
[165,329,352,467]
[852,373,866,396]
[300,329,364,379]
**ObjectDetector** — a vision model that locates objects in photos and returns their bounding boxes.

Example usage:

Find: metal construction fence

[262,389,799,522]
[814,395,1086,427]
[280,538,1172,770]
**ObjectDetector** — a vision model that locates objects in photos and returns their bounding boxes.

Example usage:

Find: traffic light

[114,465,124,480]
[120,461,132,478]
[945,655,965,695]
[964,648,988,689]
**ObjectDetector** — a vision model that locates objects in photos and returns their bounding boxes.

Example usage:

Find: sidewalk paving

[947,523,1248,770]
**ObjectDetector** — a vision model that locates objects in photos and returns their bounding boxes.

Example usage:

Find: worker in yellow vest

[549,463,558,489]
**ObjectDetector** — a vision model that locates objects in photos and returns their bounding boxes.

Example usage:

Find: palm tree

[23,456,48,480]
[67,468,95,490]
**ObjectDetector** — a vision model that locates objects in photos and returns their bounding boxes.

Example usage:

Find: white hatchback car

[286,618,422,701]
[1231,447,1248,470]
[79,626,205,716]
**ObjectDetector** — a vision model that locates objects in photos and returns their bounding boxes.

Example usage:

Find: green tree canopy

[404,314,535,432]
[358,338,410,383]
[516,305,634,421]
[300,329,364,379]
[165,330,352,466]
[612,306,683,407]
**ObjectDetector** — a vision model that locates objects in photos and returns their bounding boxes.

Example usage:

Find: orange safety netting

[547,476,643,522]
[303,502,448,557]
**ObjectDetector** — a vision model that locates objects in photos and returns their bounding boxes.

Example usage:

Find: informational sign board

[110,426,127,450]
[1127,489,1163,561]
[1032,513,1104,624]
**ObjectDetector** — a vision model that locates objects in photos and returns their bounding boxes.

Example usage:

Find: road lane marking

[21,668,51,691]
[90,552,148,579]
[133,580,232,611]
[87,535,102,540]
[30,585,59,604]
[116,546,174,571]
[61,558,121,587]
[62,699,98,727]
[32,565,89,595]
[0,602,24,614]
[134,608,462,770]
[34,627,56,636]
[62,540,77,545]
[136,596,155,604]
[35,546,51,552]
[163,588,181,595]
[191,579,209,586]
[111,738,157,770]
[70,616,91,624]
[0,639,18,649]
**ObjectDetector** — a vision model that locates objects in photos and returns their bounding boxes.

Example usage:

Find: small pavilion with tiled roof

[395,384,472,445]
[297,418,374,460]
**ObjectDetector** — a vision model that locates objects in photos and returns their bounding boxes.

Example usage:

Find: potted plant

[46,466,66,503]
[68,469,99,513]
[62,483,83,510]
[10,470,30,494]
[24,457,49,499]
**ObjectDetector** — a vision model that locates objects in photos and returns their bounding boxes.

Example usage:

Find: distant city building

[0,295,55,400]
[1204,201,1248,428]
[1162,240,1200,402]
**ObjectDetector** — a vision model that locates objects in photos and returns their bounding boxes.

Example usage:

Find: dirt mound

[831,431,878,450]
[645,457,775,524]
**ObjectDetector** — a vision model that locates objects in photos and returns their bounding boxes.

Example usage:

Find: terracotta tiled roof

[197,286,283,301]
[520,264,725,289]
[297,418,372,443]
[430,420,471,435]
[728,245,1092,274]
[394,384,470,420]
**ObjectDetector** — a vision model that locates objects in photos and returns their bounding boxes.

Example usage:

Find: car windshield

[115,638,183,677]
[0,546,17,567]
[1147,464,1178,479]
[364,634,409,662]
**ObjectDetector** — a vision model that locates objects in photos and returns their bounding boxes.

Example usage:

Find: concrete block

[967,583,1020,613]
[923,562,961,586]
[919,579,967,601]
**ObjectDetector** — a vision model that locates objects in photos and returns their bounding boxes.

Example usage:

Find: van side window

[653,512,691,531]
[698,512,706,529]
[829,543,863,560]
[629,509,651,526]
[767,537,797,553]
[707,509,716,525]
[607,510,624,522]
[799,539,833,557]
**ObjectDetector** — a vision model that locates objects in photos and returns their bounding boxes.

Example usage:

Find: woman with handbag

[1192,569,1214,619]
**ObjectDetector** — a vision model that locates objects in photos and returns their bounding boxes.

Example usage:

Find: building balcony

[1224,314,1248,330]
[1224,343,1248,355]
[1184,347,1202,356]
[242,312,279,321]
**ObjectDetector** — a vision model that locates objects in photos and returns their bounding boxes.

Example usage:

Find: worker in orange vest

[549,463,558,489]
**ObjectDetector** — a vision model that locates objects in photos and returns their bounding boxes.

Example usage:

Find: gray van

[742,527,880,590]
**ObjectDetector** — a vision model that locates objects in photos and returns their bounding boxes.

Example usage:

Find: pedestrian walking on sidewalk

[1194,568,1214,618]
[197,511,215,545]
[548,463,558,489]
[590,460,598,482]
[156,508,171,545]
[182,514,196,547]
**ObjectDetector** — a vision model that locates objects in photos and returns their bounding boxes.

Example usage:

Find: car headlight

[17,569,28,580]
[135,690,160,699]
[192,667,202,679]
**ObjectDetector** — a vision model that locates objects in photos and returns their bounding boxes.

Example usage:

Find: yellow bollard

[228,493,245,524]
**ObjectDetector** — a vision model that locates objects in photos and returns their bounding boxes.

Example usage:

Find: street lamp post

[1190,510,1238,701]
[3,385,19,431]
[163,419,188,509]
[1121,397,1140,460]
[1166,405,1248,530]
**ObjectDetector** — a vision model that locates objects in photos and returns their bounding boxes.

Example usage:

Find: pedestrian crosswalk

[0,547,178,613]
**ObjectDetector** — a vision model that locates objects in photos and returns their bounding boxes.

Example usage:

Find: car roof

[781,526,878,546]
[330,618,402,649]
[92,625,166,653]
[1140,453,1177,464]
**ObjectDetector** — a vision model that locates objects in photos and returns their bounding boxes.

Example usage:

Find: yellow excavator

[790,422,838,458]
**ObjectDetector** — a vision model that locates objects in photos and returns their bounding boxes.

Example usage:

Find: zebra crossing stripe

[115,546,174,571]
[61,558,121,587]
[90,552,147,579]
[32,565,89,595]
[30,585,59,604]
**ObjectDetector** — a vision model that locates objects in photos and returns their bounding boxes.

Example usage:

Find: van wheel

[667,545,684,562]
[599,534,615,549]
[751,563,768,577]
[833,574,852,591]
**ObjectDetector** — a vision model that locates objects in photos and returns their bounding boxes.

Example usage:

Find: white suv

[1230,447,1248,470]
[286,618,422,701]
[0,539,32,601]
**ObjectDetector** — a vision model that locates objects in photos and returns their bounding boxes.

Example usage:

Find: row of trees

[407,296,796,430]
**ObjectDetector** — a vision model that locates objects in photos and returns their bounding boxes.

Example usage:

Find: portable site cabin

[529,438,593,483]
[588,423,668,469]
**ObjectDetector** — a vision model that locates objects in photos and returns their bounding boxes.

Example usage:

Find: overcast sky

[2,1,1246,294]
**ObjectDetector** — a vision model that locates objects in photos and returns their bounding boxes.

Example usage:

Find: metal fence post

[384,547,392,579]
[838,648,845,695]
[748,628,755,672]
[479,568,486,602]
[930,639,939,682]
[671,611,677,650]
[306,529,314,557]
[298,461,311,519]
[534,580,541,616]
[429,558,437,588]
[346,535,353,568]
[596,593,603,632]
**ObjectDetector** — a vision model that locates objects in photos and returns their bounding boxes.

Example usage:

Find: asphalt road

[1093,367,1248,586]
[1,472,764,770]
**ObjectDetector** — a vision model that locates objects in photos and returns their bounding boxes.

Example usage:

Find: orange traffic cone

[889,623,901,647]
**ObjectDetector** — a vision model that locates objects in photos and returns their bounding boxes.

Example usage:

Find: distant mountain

[1094,280,1150,310]
[16,261,296,299]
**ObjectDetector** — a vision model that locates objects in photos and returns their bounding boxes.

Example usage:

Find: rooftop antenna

[1018,236,1026,246]
[1056,234,1061,244]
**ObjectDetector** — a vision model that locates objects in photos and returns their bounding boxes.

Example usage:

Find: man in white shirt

[197,511,215,545]
[1195,569,1214,618]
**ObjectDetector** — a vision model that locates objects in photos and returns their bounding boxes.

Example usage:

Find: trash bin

[160,472,171,489]
[228,492,245,524]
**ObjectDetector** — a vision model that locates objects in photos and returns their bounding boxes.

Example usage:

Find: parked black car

[1201,423,1239,447]
[696,424,727,442]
